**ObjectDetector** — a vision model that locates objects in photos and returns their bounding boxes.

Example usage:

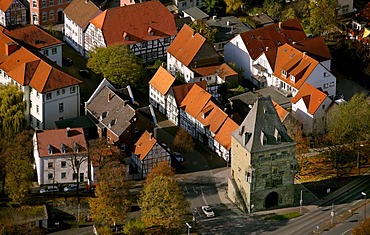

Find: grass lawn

[264,212,301,221]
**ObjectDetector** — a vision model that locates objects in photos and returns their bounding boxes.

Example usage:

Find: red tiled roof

[291,36,332,62]
[36,128,87,157]
[239,18,306,60]
[6,25,62,49]
[359,2,370,21]
[64,0,102,30]
[0,32,82,92]
[172,80,207,106]
[273,43,318,90]
[90,1,177,46]
[180,84,211,118]
[149,66,175,95]
[214,117,239,150]
[196,100,227,134]
[291,83,328,115]
[133,130,157,161]
[272,100,289,122]
[192,63,237,79]
[167,24,205,66]
[0,0,14,12]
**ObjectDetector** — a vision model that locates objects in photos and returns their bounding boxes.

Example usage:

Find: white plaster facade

[149,85,166,115]
[291,96,333,134]
[173,0,202,13]
[40,44,63,67]
[224,35,250,79]
[64,15,85,56]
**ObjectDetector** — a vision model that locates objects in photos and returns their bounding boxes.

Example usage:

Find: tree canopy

[138,175,189,232]
[224,0,243,14]
[89,162,131,227]
[0,84,25,138]
[308,0,338,36]
[173,128,194,154]
[145,161,174,184]
[188,20,218,43]
[4,131,33,203]
[352,216,370,235]
[87,45,145,88]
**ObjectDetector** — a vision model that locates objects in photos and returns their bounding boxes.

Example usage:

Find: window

[164,37,170,43]
[49,10,54,20]
[36,105,39,113]
[61,172,66,179]
[52,48,57,54]
[182,1,186,6]
[70,86,75,93]
[50,0,54,5]
[30,100,32,108]
[80,173,84,182]
[323,83,328,89]
[73,173,77,180]
[62,88,65,94]
[43,49,49,56]
[48,173,53,180]
[61,161,66,168]
[42,12,47,22]
[58,0,62,3]
[272,167,278,175]
[282,70,287,77]
[32,0,37,7]
[59,103,64,112]
[322,104,326,110]
[329,81,335,87]
[140,42,148,48]
[57,90,60,95]
[46,92,52,100]
[48,162,53,168]
[36,120,40,128]
[42,0,46,7]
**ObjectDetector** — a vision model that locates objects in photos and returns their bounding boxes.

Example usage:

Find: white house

[63,0,102,57]
[337,0,353,15]
[224,18,307,81]
[4,25,63,66]
[149,66,175,115]
[291,83,334,134]
[33,128,89,186]
[84,1,177,62]
[0,0,27,27]
[0,31,82,130]
[173,0,202,13]
[272,43,336,98]
[131,130,171,178]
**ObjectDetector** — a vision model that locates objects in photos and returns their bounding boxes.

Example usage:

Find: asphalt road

[262,176,370,235]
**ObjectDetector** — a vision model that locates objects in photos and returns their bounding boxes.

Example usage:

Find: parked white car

[63,184,79,192]
[201,206,215,217]
[40,186,59,193]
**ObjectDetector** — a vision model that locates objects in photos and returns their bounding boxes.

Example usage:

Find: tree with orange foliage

[173,128,194,154]
[352,217,370,235]
[145,161,174,184]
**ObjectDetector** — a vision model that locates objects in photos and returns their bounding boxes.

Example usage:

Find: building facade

[0,0,27,27]
[228,97,297,212]
[30,0,70,26]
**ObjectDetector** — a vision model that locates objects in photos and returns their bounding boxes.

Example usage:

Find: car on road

[173,152,183,162]
[63,184,80,192]
[79,69,91,78]
[201,205,215,217]
[62,56,73,67]
[40,186,59,193]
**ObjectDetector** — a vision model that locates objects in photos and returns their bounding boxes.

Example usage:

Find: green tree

[201,0,221,15]
[173,128,194,154]
[189,20,218,43]
[4,131,33,203]
[87,45,145,88]
[0,84,25,138]
[138,175,189,233]
[308,0,338,36]
[89,162,131,227]
[224,0,243,14]
[123,219,146,235]
[263,0,283,19]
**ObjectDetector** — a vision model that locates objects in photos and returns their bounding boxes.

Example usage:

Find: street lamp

[300,190,303,214]
[357,144,364,175]
[362,192,367,222]
[186,222,191,235]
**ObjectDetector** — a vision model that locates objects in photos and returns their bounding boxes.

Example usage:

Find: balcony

[274,86,292,97]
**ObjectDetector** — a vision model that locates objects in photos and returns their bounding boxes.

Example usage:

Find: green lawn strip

[264,212,301,221]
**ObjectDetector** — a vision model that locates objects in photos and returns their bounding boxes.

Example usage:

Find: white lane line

[341,228,351,235]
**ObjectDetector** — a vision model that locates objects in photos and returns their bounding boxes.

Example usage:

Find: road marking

[199,217,219,222]
[341,228,351,235]
[352,200,361,206]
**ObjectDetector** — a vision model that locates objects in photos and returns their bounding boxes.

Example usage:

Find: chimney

[66,127,71,137]
[279,22,282,29]
[213,15,217,20]
[292,41,296,45]
[108,92,112,102]
[199,28,203,34]
[85,0,89,3]
[5,41,18,56]
[226,20,230,26]
[266,46,269,51]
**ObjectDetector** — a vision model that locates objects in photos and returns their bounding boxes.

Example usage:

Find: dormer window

[290,75,295,82]
[73,142,79,153]
[244,132,252,145]
[123,32,129,41]
[261,131,267,145]
[60,143,66,154]
[282,70,287,77]
[274,128,281,143]
[47,144,53,155]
